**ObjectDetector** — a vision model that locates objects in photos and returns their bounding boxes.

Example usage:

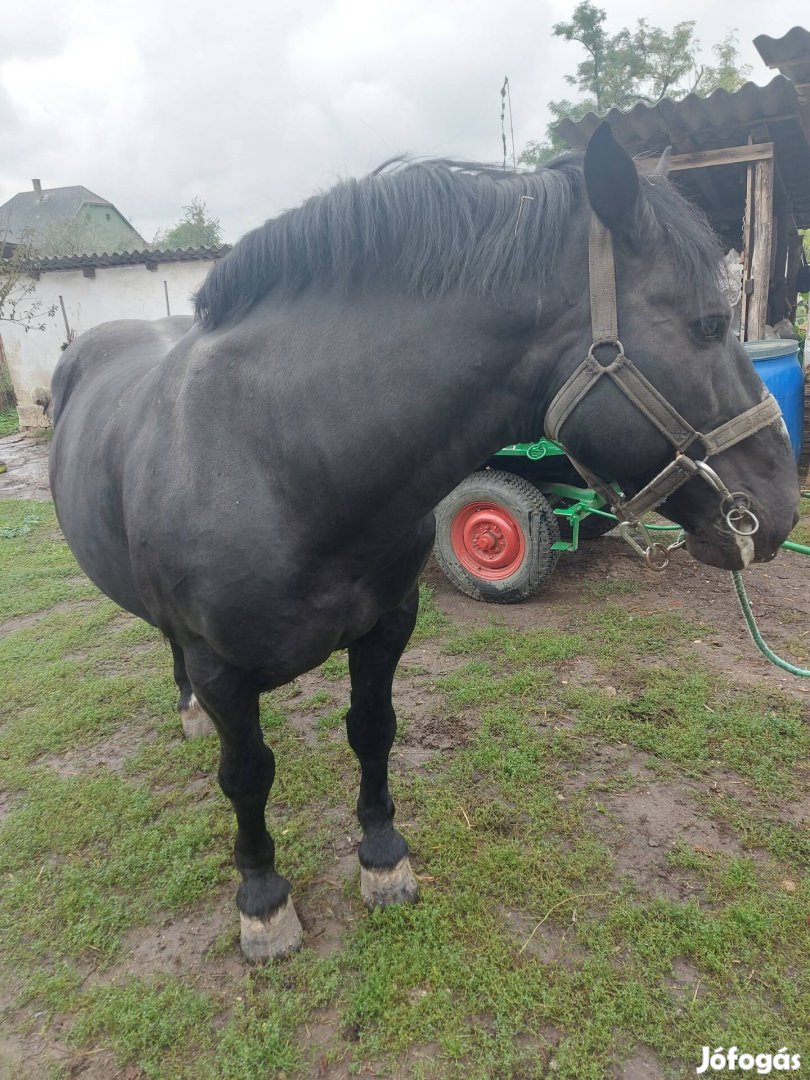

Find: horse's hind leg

[346,586,420,909]
[183,645,303,961]
[170,640,216,738]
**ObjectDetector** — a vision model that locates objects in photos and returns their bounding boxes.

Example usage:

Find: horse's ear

[583,122,639,235]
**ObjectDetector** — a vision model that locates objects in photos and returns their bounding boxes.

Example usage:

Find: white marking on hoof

[360,856,419,909]
[180,695,216,738]
[239,897,303,962]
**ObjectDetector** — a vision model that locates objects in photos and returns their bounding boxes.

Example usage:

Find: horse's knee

[218,742,275,804]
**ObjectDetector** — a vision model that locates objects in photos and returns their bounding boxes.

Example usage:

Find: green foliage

[0,405,19,436]
[0,231,57,330]
[155,196,224,250]
[0,514,40,538]
[520,4,751,166]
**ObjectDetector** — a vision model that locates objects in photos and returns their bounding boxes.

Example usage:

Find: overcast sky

[0,0,803,244]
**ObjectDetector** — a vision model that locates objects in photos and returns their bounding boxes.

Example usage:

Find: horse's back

[51,316,193,422]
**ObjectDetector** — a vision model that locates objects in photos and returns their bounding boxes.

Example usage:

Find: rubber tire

[434,470,560,603]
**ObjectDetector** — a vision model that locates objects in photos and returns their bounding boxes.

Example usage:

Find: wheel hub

[450,501,526,579]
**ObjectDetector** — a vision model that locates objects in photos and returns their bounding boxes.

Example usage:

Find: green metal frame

[494,437,614,553]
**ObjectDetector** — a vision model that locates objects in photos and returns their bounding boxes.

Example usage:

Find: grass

[0,404,19,437]
[788,490,810,547]
[1,498,808,1079]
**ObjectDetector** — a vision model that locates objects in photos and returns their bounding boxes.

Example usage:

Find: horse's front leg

[346,586,420,908]
[183,647,303,961]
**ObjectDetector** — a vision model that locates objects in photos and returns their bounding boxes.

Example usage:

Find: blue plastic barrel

[743,339,804,463]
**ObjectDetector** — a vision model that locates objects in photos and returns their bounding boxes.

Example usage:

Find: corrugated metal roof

[28,246,231,272]
[755,26,810,83]
[555,75,810,227]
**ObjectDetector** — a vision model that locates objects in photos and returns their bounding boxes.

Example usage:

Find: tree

[0,232,56,332]
[520,4,751,166]
[155,197,223,250]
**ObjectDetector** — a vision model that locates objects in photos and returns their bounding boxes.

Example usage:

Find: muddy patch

[0,434,51,502]
[588,781,742,900]
[0,790,15,824]
[499,905,586,967]
[94,887,244,995]
[613,1044,667,1079]
[38,729,158,778]
[0,600,98,640]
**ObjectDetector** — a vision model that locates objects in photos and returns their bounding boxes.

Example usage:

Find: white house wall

[1,258,216,426]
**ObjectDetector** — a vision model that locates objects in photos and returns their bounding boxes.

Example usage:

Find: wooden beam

[747,157,760,336]
[748,157,775,340]
[637,142,774,173]
[676,135,726,209]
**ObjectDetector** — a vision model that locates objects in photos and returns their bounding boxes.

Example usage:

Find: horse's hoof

[240,898,303,962]
[180,695,216,739]
[360,856,419,909]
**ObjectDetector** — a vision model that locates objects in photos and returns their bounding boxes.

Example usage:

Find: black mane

[195,156,722,331]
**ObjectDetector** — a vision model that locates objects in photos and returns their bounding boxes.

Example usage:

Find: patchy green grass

[789,491,810,546]
[0,404,19,437]
[1,500,808,1080]
[564,664,809,794]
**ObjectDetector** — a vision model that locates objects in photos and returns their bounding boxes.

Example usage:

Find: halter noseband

[544,213,782,554]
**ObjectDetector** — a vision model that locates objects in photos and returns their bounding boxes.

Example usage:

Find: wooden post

[747,157,760,336]
[747,157,774,340]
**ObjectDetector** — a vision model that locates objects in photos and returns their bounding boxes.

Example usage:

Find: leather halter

[544,214,782,525]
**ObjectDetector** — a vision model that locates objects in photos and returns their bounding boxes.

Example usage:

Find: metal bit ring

[725,505,760,536]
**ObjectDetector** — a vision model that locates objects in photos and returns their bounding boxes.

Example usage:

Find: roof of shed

[555,70,810,228]
[0,185,124,243]
[30,246,231,271]
[754,26,810,84]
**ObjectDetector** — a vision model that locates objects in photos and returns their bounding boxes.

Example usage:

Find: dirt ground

[1,431,808,1079]
[0,434,51,501]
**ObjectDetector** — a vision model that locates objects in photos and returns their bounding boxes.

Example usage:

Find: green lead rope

[730,491,810,678]
[731,569,810,677]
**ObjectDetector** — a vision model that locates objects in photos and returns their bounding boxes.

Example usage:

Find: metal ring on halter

[693,461,760,536]
[587,339,625,362]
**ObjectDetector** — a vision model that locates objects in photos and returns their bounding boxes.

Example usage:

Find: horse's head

[542,125,800,570]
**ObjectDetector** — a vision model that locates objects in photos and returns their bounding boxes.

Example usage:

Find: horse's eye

[692,315,727,343]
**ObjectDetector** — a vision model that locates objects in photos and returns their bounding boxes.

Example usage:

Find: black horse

[49,126,799,960]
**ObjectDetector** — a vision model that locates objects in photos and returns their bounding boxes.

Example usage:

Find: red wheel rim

[450,500,526,580]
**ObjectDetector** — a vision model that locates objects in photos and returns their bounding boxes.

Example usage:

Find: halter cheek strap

[544,214,783,524]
